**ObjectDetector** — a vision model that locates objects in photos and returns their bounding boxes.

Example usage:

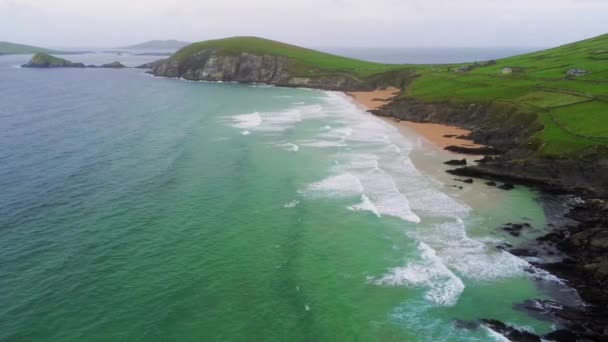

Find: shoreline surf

[347,88,486,150]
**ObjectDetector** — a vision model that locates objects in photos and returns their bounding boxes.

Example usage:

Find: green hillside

[406,33,608,155]
[174,36,411,77]
[0,41,82,55]
[121,39,190,50]
[166,34,608,156]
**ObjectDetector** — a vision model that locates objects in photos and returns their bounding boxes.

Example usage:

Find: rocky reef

[22,53,85,68]
[148,49,371,91]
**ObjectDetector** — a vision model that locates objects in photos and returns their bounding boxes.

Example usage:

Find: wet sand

[348,88,484,150]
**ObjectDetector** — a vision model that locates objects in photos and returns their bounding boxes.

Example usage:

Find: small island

[21,53,85,68]
[22,53,126,69]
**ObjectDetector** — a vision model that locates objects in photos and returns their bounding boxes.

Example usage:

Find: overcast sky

[1,0,607,48]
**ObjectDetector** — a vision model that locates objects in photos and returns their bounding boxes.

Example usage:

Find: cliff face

[376,97,608,197]
[149,49,371,91]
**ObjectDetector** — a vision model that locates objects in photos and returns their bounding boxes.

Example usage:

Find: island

[21,53,85,68]
[22,53,126,69]
[120,39,190,50]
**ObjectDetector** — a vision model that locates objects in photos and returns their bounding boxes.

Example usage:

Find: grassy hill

[168,35,607,157]
[173,36,412,77]
[405,33,608,156]
[0,41,73,55]
[122,39,190,50]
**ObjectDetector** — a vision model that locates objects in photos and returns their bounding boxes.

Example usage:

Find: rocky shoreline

[373,96,608,341]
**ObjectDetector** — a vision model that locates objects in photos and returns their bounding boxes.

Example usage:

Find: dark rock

[444,159,467,165]
[498,183,515,190]
[444,145,501,155]
[454,178,474,184]
[443,134,457,138]
[475,155,495,163]
[486,181,497,186]
[509,248,538,257]
[543,329,580,341]
[481,319,541,342]
[500,223,528,237]
[496,242,513,250]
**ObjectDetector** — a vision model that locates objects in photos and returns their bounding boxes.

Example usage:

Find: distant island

[0,41,87,55]
[22,53,125,69]
[120,39,190,50]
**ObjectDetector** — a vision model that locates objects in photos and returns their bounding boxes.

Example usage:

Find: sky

[1,0,607,48]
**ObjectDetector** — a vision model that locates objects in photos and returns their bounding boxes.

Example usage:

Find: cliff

[145,37,415,91]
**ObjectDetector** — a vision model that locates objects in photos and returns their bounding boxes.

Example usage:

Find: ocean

[0,51,567,341]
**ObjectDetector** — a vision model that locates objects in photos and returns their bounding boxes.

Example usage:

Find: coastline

[347,88,484,150]
[349,88,608,340]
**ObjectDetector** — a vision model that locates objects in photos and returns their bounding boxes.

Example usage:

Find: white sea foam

[276,142,299,152]
[284,200,300,208]
[231,112,262,129]
[240,130,251,136]
[371,242,465,306]
[298,140,347,148]
[305,173,364,197]
[227,89,560,308]
[484,327,511,342]
[348,195,380,217]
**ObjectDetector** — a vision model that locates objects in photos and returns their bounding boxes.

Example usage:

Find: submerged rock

[444,145,500,155]
[21,53,84,68]
[498,183,515,190]
[444,159,467,165]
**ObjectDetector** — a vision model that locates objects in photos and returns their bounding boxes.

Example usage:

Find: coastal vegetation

[0,41,77,55]
[163,35,608,157]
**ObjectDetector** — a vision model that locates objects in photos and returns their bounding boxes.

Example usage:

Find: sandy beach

[348,88,484,149]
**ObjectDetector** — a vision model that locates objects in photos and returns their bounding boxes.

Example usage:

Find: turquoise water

[1,54,560,341]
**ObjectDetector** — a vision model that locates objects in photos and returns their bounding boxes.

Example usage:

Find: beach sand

[348,88,483,150]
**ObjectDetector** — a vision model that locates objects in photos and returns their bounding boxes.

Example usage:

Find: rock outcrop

[149,49,371,91]
[375,96,608,197]
[99,61,126,68]
[22,53,85,68]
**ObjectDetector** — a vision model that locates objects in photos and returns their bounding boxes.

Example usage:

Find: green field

[404,34,608,155]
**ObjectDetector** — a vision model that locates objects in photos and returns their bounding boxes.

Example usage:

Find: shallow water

[1,53,562,341]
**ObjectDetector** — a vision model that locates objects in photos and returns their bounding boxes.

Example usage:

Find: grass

[169,34,608,156]
[0,41,67,55]
[402,34,608,156]
[173,36,412,77]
